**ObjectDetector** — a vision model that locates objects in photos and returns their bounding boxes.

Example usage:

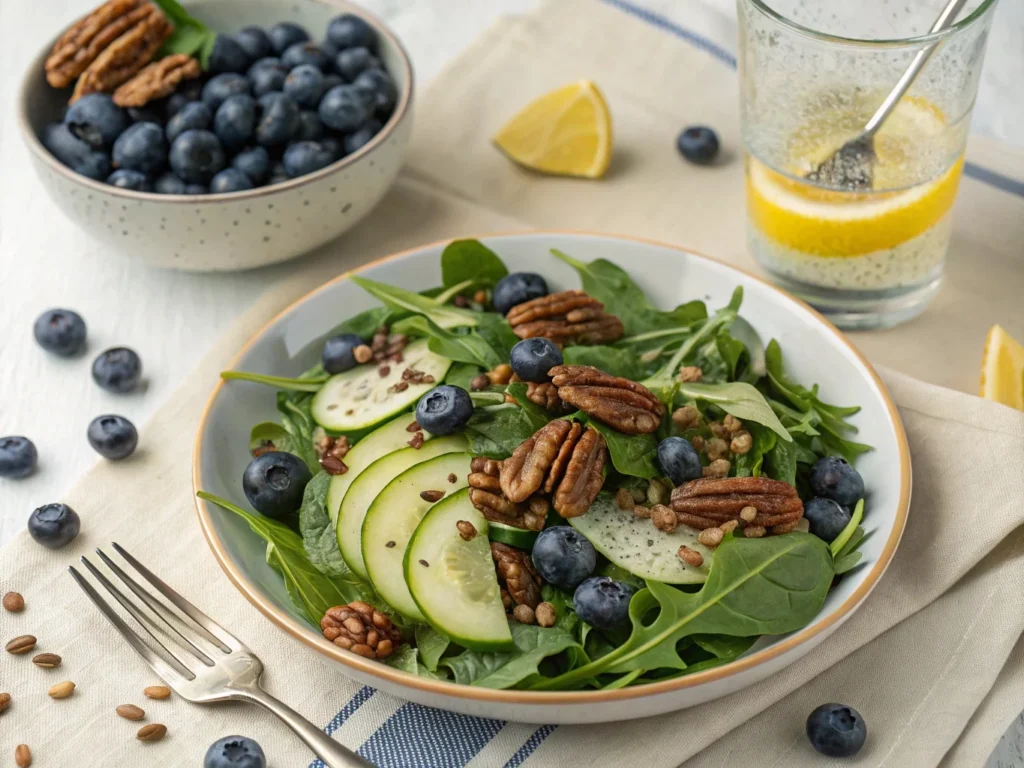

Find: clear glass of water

[737,0,998,329]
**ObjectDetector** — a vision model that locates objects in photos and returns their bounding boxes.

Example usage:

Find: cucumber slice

[337,435,467,579]
[488,521,539,549]
[311,339,452,432]
[362,453,472,621]
[406,488,514,652]
[569,493,712,584]
[326,413,431,527]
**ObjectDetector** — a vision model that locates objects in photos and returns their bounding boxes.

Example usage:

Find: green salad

[199,239,872,691]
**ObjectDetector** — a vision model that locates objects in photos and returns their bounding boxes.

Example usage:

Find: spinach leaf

[532,532,833,688]
[833,551,863,575]
[562,345,654,380]
[330,306,393,340]
[475,313,520,359]
[298,472,347,575]
[277,394,319,472]
[734,424,776,477]
[445,362,484,390]
[464,406,538,459]
[505,382,553,431]
[693,634,758,658]
[590,422,658,479]
[414,626,451,672]
[392,315,502,369]
[764,436,798,485]
[351,276,479,329]
[220,371,326,391]
[249,422,299,457]
[440,622,580,689]
[677,382,791,442]
[152,0,217,64]
[441,240,508,288]
[385,645,449,679]
[715,332,749,381]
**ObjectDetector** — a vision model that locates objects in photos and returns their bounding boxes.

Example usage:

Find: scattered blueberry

[352,68,397,117]
[321,333,364,374]
[803,497,852,543]
[235,26,273,61]
[0,436,37,479]
[28,503,80,549]
[335,46,379,82]
[510,338,562,382]
[343,118,382,155]
[248,64,287,98]
[327,14,377,51]
[185,183,209,194]
[127,104,164,124]
[532,527,596,590]
[204,735,267,768]
[268,22,310,54]
[255,92,301,146]
[242,451,312,520]
[492,272,548,314]
[170,129,227,184]
[64,93,128,150]
[574,577,635,630]
[214,94,257,151]
[281,41,330,71]
[165,91,194,120]
[42,123,111,180]
[283,65,326,108]
[202,73,251,111]
[318,84,370,132]
[810,456,864,507]
[806,704,867,758]
[657,437,702,486]
[107,169,151,191]
[154,172,188,194]
[415,385,474,436]
[232,146,271,185]
[112,122,166,175]
[87,414,138,460]
[676,126,719,165]
[33,308,87,357]
[294,110,325,141]
[208,34,252,74]
[283,140,334,178]
[210,168,254,194]
[166,101,213,143]
[92,347,142,393]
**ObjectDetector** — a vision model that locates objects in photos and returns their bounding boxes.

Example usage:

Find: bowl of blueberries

[18,0,413,271]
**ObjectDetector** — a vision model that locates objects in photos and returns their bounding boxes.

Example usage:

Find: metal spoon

[806,0,971,191]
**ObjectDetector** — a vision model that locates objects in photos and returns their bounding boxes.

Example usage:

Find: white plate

[193,231,910,724]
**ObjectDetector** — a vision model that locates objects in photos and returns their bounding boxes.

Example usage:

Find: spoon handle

[862,0,972,137]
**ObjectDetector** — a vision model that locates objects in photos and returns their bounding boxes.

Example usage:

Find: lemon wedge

[980,325,1024,411]
[493,80,612,179]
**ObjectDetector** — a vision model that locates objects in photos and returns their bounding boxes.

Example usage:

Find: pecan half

[669,476,803,531]
[550,365,664,435]
[468,457,545,531]
[552,426,607,517]
[492,542,542,609]
[113,53,201,107]
[500,419,573,503]
[321,602,401,660]
[506,290,625,345]
[72,4,172,102]
[525,381,564,412]
[45,0,146,88]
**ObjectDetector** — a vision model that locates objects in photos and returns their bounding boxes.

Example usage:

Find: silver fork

[69,542,373,768]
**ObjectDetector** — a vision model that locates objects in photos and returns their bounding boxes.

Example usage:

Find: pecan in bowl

[549,365,664,435]
[506,290,625,345]
[669,476,804,533]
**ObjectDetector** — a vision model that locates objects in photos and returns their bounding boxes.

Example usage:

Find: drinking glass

[737,0,998,329]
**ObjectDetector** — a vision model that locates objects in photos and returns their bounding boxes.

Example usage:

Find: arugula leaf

[475,313,520,359]
[440,622,580,689]
[464,406,537,459]
[351,276,478,329]
[330,306,393,340]
[441,240,508,288]
[733,424,776,477]
[414,626,451,672]
[562,345,655,380]
[830,499,864,557]
[220,371,326,391]
[590,421,658,479]
[677,382,791,442]
[714,332,749,381]
[833,551,863,575]
[504,382,553,431]
[392,315,502,369]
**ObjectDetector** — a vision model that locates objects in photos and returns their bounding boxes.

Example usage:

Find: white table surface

[1,0,1022,764]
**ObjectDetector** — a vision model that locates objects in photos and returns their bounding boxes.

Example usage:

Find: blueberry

[804,497,851,543]
[318,85,370,132]
[170,130,226,185]
[248,65,287,98]
[210,168,254,194]
[281,42,330,71]
[107,169,151,191]
[268,22,310,54]
[327,14,377,51]
[185,183,209,194]
[243,451,312,520]
[164,92,194,120]
[283,65,325,108]
[204,735,267,768]
[268,162,289,185]
[657,437,702,486]
[335,47,378,81]
[533,527,597,590]
[33,308,87,356]
[294,110,325,141]
[509,338,562,382]
[255,92,301,146]
[321,73,344,92]
[343,118,382,155]
[28,503,80,549]
[492,272,548,314]
[235,27,273,61]
[676,126,719,165]
[806,703,867,757]
[415,385,474,436]
[574,577,635,630]
[321,136,342,161]
[92,347,142,393]
[128,104,165,124]
[283,140,334,178]
[112,122,166,175]
[154,172,187,194]
[247,56,287,77]
[65,93,128,150]
[0,436,37,479]
[214,94,257,150]
[232,146,271,185]
[87,414,138,460]
[321,333,364,374]
[42,123,112,180]
[352,68,397,118]
[810,456,864,507]
[202,73,251,110]
[208,34,251,74]
[166,101,212,143]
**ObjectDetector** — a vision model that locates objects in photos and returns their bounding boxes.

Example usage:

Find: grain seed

[143,685,171,700]
[137,723,167,742]
[48,681,75,699]
[116,704,145,720]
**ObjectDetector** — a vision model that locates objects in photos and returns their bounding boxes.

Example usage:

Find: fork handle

[243,686,375,767]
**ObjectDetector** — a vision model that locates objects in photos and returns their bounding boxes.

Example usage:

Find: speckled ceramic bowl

[18,0,413,272]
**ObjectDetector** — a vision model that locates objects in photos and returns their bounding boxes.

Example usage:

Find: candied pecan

[500,419,573,503]
[526,381,565,412]
[543,421,582,494]
[507,290,624,345]
[113,53,200,107]
[72,4,172,102]
[321,602,401,660]
[491,542,542,609]
[552,426,607,518]
[669,476,803,531]
[468,461,543,531]
[549,365,664,435]
[45,0,146,88]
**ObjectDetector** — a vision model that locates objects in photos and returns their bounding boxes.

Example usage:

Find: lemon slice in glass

[980,325,1024,411]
